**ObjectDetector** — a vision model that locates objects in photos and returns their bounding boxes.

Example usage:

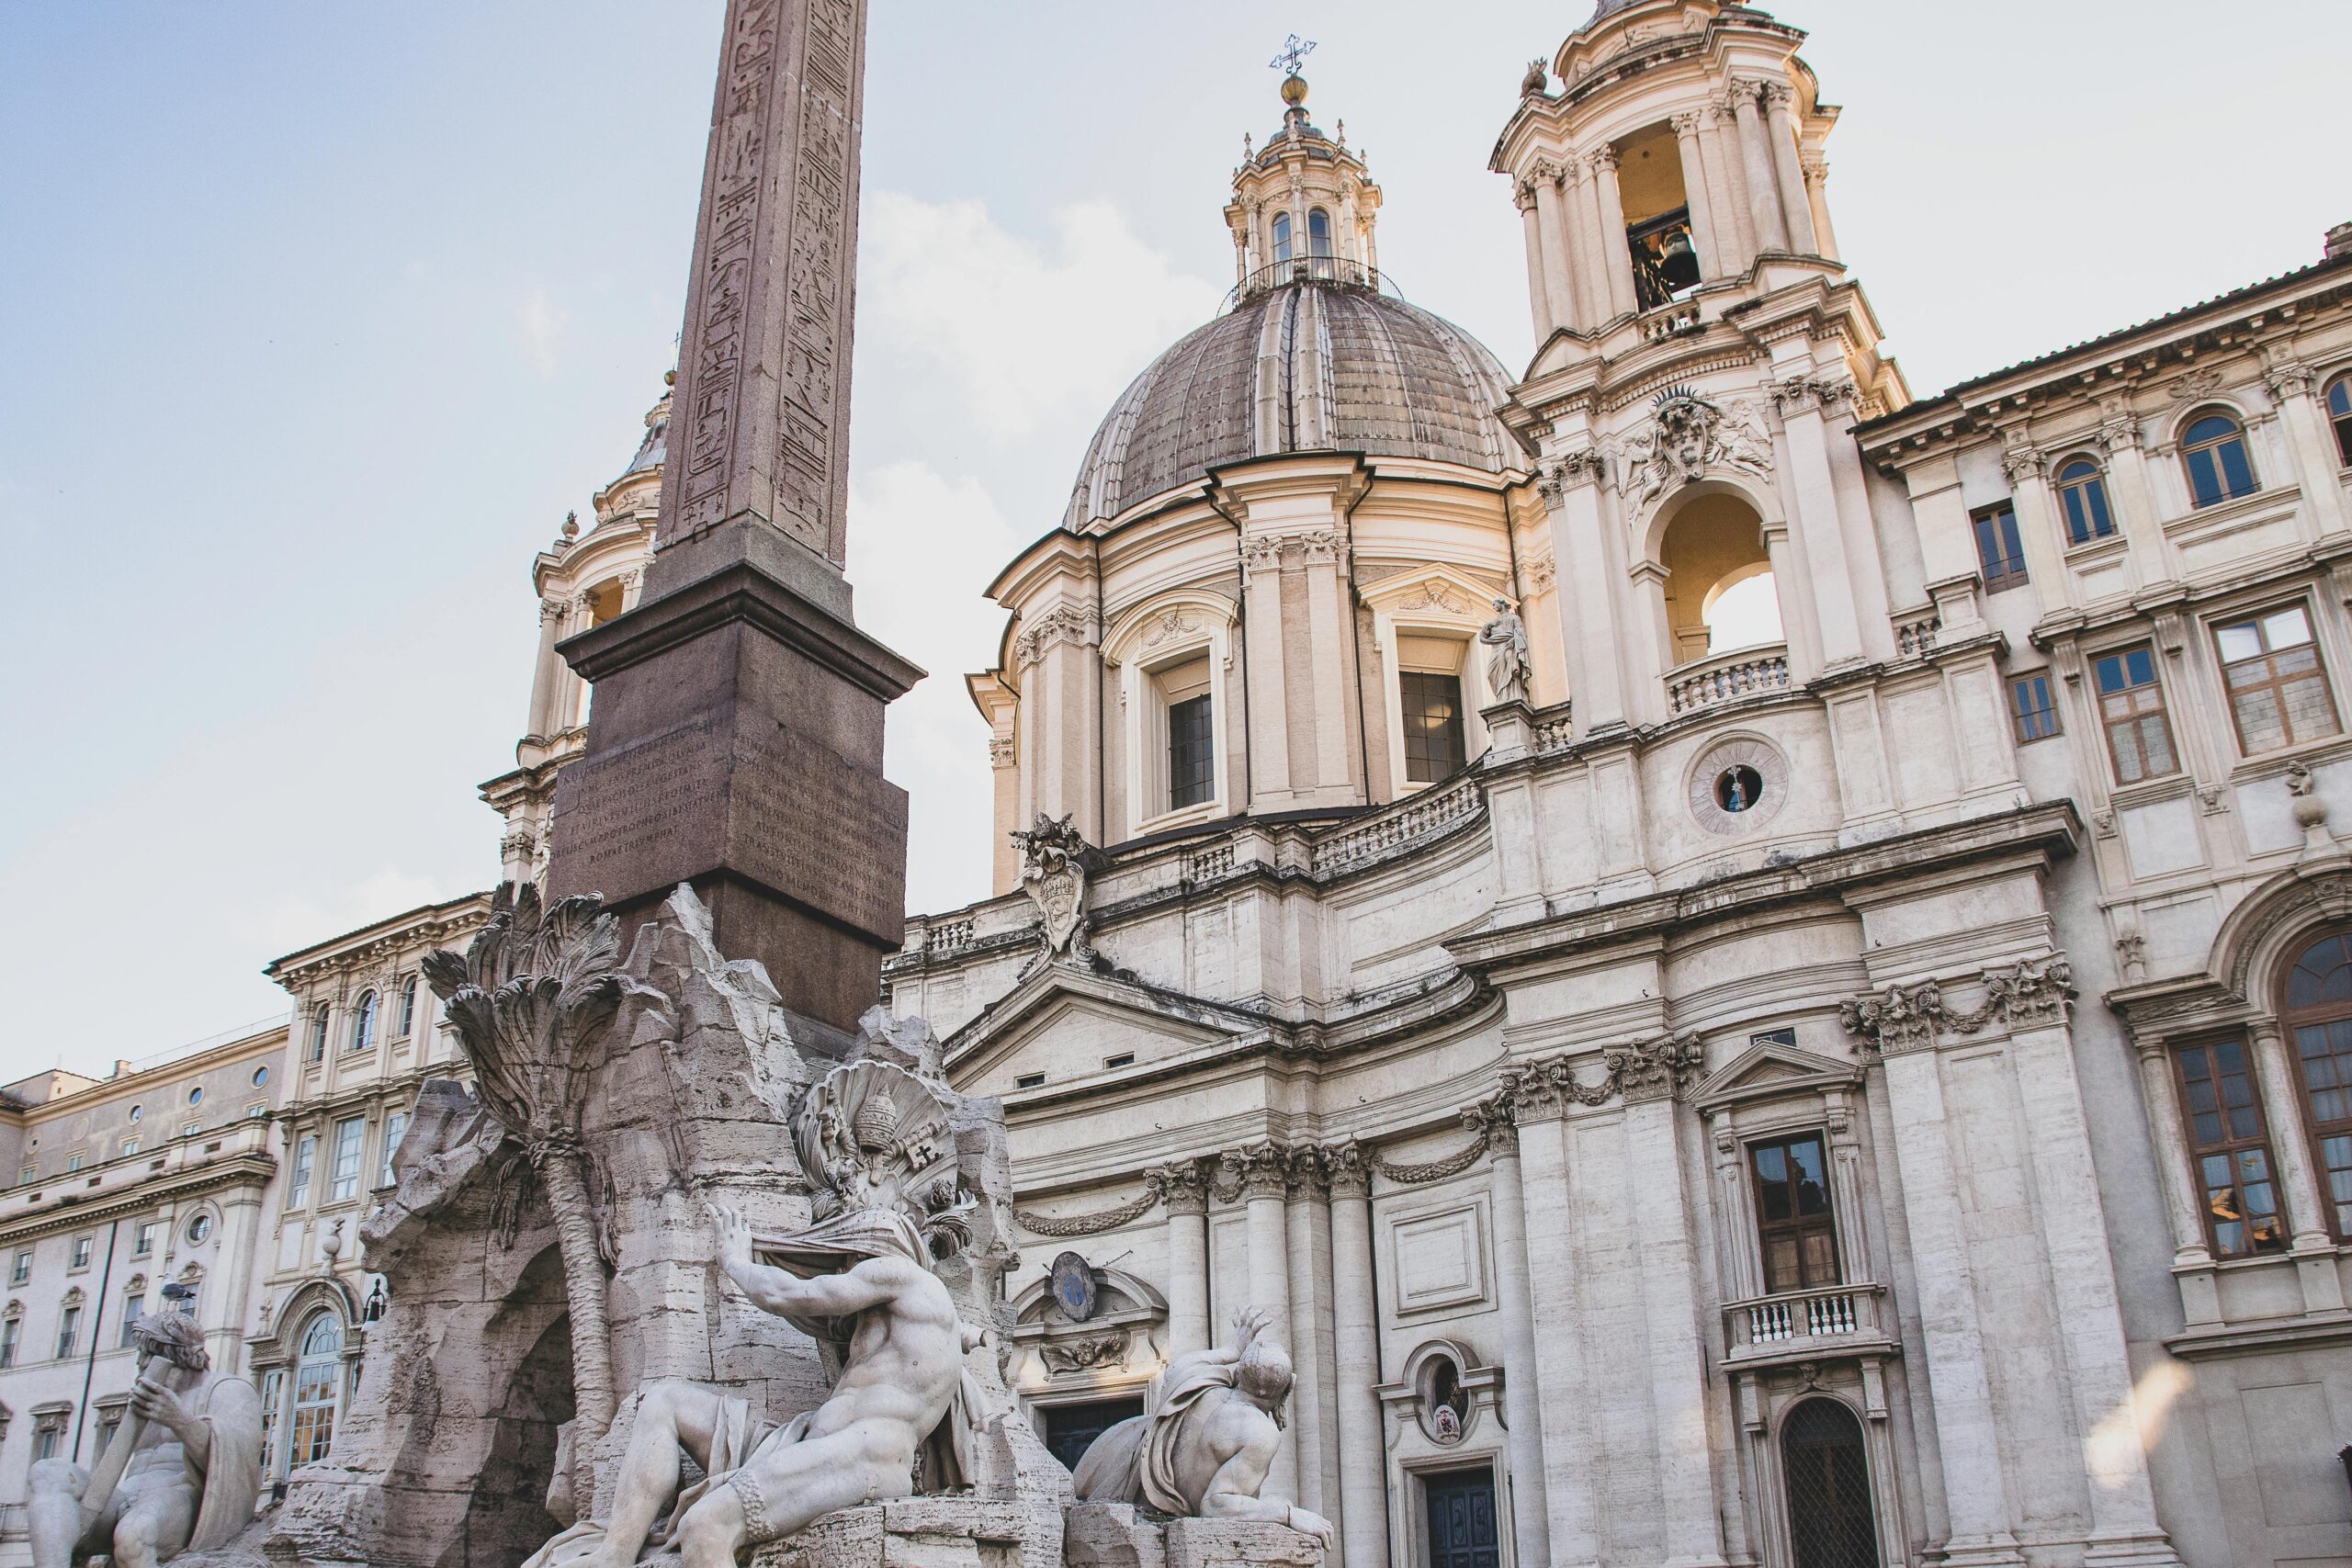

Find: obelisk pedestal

[543,0,921,1034]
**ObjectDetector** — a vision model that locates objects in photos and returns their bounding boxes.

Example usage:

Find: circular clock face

[1050,1250,1097,1322]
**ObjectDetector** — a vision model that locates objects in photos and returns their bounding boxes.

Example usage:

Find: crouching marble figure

[28,1312,263,1568]
[1071,1309,1334,1549]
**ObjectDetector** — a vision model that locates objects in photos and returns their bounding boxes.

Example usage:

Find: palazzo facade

[881,4,2352,1567]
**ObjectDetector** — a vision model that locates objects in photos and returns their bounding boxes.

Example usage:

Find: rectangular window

[132,1222,156,1258]
[2215,604,2339,755]
[329,1116,366,1202]
[95,1409,122,1456]
[2174,1039,2289,1258]
[288,1134,316,1210]
[2093,645,2179,784]
[1973,502,2030,591]
[120,1138,138,1158]
[10,1252,28,1286]
[1014,1072,1046,1089]
[1750,1134,1840,1292]
[119,1298,144,1349]
[2008,673,2061,743]
[65,1154,83,1174]
[1400,671,1469,784]
[17,1166,32,1186]
[246,1101,266,1119]
[2292,1010,2352,1238]
[56,1305,80,1359]
[0,1318,18,1368]
[378,1111,408,1190]
[32,1418,61,1461]
[70,1236,91,1271]
[1168,694,1215,810]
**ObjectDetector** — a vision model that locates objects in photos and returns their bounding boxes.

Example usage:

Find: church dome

[1062,276,1517,528]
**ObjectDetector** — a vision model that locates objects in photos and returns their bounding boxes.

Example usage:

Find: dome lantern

[1223,45,1382,296]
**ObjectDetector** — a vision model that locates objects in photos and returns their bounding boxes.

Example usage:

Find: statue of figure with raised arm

[524,1058,986,1568]
[1478,598,1531,708]
[1070,1307,1335,1549]
[28,1312,263,1568]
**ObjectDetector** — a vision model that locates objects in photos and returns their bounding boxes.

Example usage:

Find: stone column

[2129,1041,2213,1267]
[1531,163,1582,333]
[1621,1048,1728,1568]
[1587,145,1639,319]
[1704,99,1757,270]
[1517,182,1556,342]
[1543,454,1627,732]
[1241,539,1295,803]
[1159,1161,1212,1356]
[1239,1145,1299,1497]
[525,596,572,739]
[1730,84,1790,254]
[1669,112,1723,280]
[2251,1021,2337,1252]
[2007,1014,2187,1566]
[1759,81,1817,254]
[1872,1033,2027,1565]
[1300,533,1355,798]
[1801,152,1839,262]
[1326,1145,1388,1568]
[2000,444,2075,607]
[1284,1149,1340,1526]
[1484,1108,1555,1568]
[2266,359,2352,536]
[1771,380,1868,665]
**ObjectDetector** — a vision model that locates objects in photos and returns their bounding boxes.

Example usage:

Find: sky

[1,1,2346,1076]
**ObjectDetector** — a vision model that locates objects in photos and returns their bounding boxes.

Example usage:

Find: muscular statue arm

[710,1203,902,1320]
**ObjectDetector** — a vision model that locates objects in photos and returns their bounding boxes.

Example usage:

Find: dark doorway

[1422,1466,1500,1568]
[1781,1398,1878,1568]
[1040,1395,1143,1472]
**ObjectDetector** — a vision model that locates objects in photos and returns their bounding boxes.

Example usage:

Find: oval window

[184,1213,213,1245]
[1715,765,1765,813]
[252,1066,269,1089]
[187,1087,202,1107]
[128,1106,141,1123]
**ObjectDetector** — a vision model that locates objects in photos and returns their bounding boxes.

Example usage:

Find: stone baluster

[1326,1145,1388,1568]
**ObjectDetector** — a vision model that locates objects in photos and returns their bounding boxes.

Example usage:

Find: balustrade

[1666,644,1791,715]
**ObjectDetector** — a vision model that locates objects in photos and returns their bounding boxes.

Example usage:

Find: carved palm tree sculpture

[420,882,629,1483]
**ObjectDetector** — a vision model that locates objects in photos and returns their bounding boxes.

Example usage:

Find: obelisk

[545,0,922,1033]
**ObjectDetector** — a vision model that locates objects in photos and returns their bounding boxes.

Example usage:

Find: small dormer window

[1272,212,1294,265]
[1307,208,1333,259]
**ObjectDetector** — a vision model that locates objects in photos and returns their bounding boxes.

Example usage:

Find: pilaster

[1325,1145,1387,1568]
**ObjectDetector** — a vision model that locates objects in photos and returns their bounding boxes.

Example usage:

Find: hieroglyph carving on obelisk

[669,0,865,567]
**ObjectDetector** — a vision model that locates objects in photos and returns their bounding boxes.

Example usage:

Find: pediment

[946,964,1273,1095]
[1689,1039,1862,1114]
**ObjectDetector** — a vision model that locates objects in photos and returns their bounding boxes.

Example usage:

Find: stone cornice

[0,1153,276,1247]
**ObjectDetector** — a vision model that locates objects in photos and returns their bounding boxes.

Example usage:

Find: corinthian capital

[1538,448,1606,501]
[1324,1140,1370,1199]
[1758,78,1795,109]
[1605,1032,1703,1103]
[1238,1142,1291,1200]
[1585,142,1622,175]
[2265,359,2319,401]
[1669,110,1705,139]
[1999,443,2049,484]
[1153,1158,1210,1215]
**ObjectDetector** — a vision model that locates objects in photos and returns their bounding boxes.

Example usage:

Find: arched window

[2055,458,2115,544]
[1781,1398,1878,1568]
[2328,374,2352,468]
[1307,208,1333,259]
[307,1005,329,1064]
[397,977,418,1038]
[350,992,377,1054]
[288,1312,343,1467]
[1272,211,1294,265]
[2180,411,2257,508]
[2285,931,2352,1239]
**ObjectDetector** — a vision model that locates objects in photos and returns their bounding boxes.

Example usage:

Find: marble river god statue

[521,1057,987,1568]
[27,1311,263,1568]
[1070,1308,1335,1549]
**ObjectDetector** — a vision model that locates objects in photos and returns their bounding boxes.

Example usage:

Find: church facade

[878,4,2352,1568]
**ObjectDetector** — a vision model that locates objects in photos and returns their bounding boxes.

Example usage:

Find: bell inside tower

[1618,122,1701,309]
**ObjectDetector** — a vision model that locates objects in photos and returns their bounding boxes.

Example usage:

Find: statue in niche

[1478,598,1531,708]
[523,1059,985,1568]
[28,1311,263,1568]
[1013,812,1100,974]
[1070,1307,1335,1548]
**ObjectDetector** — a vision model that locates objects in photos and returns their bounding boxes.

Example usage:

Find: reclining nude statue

[28,1312,263,1568]
[526,1201,979,1568]
[1071,1307,1335,1549]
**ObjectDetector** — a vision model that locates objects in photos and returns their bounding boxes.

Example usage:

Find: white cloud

[860,193,1222,439]
[850,460,1026,916]
[516,286,570,378]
